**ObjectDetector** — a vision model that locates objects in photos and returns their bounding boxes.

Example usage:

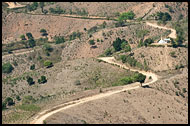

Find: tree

[2,62,14,74]
[16,95,21,101]
[134,73,146,84]
[118,11,135,22]
[144,38,154,47]
[26,76,34,85]
[43,44,53,52]
[137,39,144,48]
[20,34,26,40]
[43,9,48,14]
[40,29,48,37]
[113,37,122,51]
[54,36,65,44]
[120,55,127,63]
[89,40,95,45]
[26,32,33,39]
[104,48,113,56]
[2,102,6,110]
[28,39,36,48]
[39,2,45,13]
[156,12,172,24]
[5,97,15,106]
[38,76,47,84]
[30,64,35,70]
[44,60,53,68]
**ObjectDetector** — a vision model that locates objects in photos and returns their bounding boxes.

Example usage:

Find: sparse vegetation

[4,97,15,106]
[49,6,65,14]
[74,80,81,85]
[118,11,135,22]
[44,60,53,68]
[22,95,36,105]
[113,72,146,86]
[20,34,26,40]
[69,31,82,40]
[2,62,14,74]
[89,40,95,45]
[54,36,65,44]
[40,29,48,37]
[38,76,47,84]
[26,76,34,85]
[169,51,176,58]
[30,64,35,70]
[155,11,172,24]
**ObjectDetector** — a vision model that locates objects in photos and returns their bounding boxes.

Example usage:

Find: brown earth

[2,2,188,124]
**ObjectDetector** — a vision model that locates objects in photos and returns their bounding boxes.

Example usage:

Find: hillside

[2,2,188,124]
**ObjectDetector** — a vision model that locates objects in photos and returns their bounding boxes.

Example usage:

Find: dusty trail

[31,57,158,124]
[146,22,176,39]
[5,2,26,8]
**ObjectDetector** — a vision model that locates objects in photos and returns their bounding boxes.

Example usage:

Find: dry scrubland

[2,2,188,124]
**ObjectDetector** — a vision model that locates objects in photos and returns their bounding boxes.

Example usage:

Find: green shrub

[30,64,35,70]
[16,95,21,101]
[69,31,82,40]
[2,102,6,110]
[16,104,40,112]
[170,51,176,58]
[38,76,47,84]
[182,88,187,93]
[104,48,113,56]
[54,36,65,44]
[2,62,14,74]
[118,11,135,22]
[12,60,18,66]
[118,72,146,85]
[49,6,65,14]
[113,37,122,51]
[120,55,127,63]
[4,97,15,106]
[44,60,53,68]
[89,40,95,45]
[26,76,34,85]
[40,29,48,36]
[28,39,36,48]
[74,80,81,85]
[43,44,53,52]
[26,32,33,39]
[20,34,26,40]
[22,95,36,104]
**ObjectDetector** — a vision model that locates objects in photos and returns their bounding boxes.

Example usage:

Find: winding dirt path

[146,22,176,39]
[31,57,158,124]
[5,2,26,9]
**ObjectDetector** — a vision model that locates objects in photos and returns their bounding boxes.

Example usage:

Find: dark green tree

[40,29,48,37]
[26,32,33,39]
[54,36,65,44]
[89,40,95,45]
[2,62,14,74]
[38,76,47,84]
[113,37,123,51]
[28,39,36,48]
[5,97,15,106]
[39,2,45,13]
[30,64,35,70]
[26,76,34,85]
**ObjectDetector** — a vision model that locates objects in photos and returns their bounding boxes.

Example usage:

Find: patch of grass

[16,104,40,112]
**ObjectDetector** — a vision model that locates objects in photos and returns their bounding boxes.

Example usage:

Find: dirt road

[146,22,176,39]
[31,57,158,124]
[5,2,26,9]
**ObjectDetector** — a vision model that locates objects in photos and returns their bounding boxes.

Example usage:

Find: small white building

[158,36,170,44]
